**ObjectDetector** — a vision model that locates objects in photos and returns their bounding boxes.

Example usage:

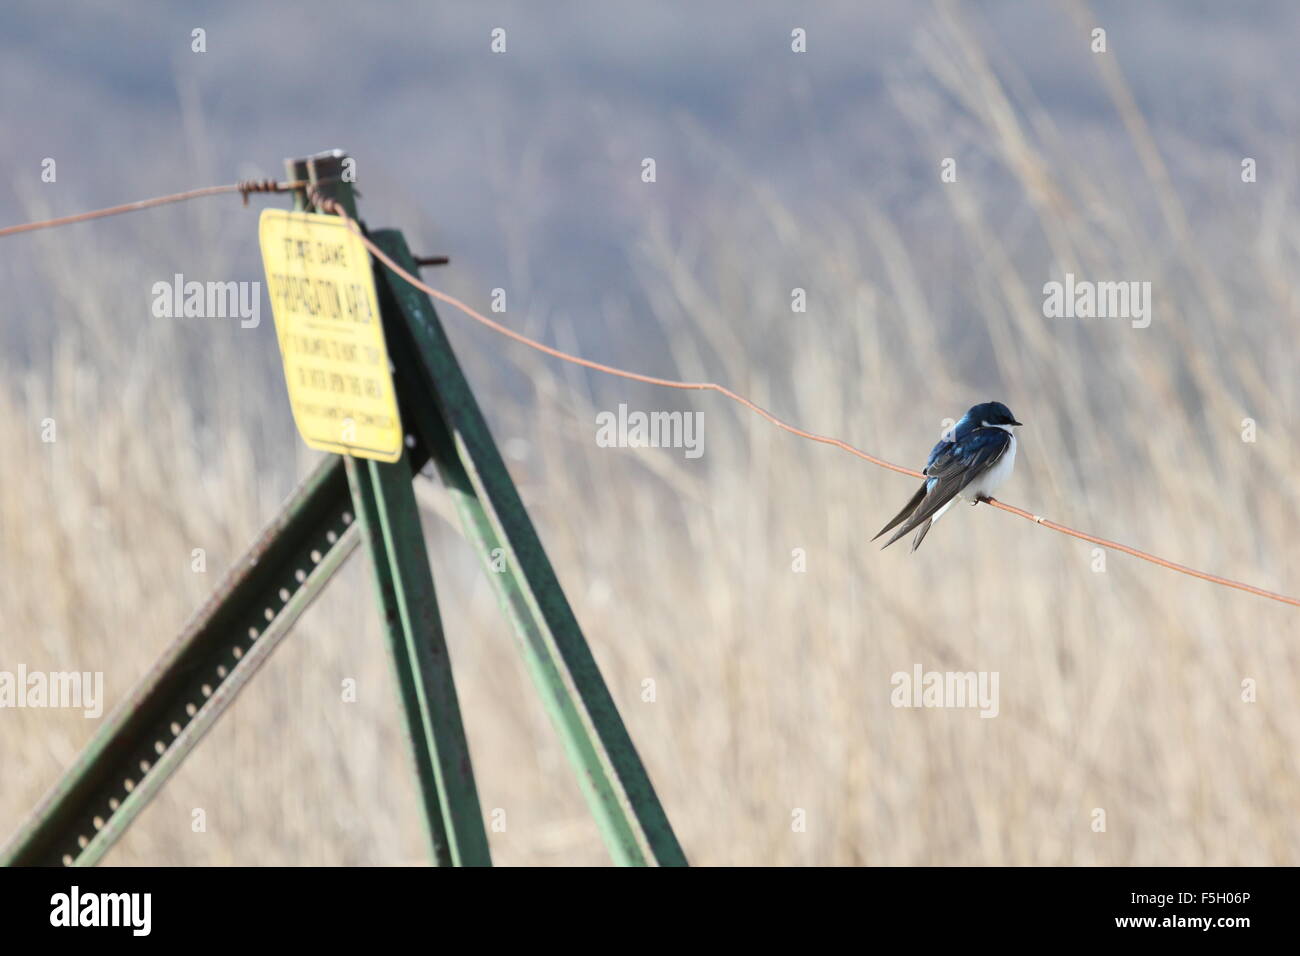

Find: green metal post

[369,230,687,866]
[302,153,491,866]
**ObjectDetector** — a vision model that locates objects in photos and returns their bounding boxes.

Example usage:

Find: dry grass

[3,8,1299,865]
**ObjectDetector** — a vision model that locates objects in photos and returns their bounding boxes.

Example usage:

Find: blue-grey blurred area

[3,0,1297,361]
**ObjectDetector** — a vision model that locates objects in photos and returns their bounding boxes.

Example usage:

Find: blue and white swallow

[873,401,1022,552]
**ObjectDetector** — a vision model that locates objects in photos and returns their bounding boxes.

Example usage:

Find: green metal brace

[369,230,686,867]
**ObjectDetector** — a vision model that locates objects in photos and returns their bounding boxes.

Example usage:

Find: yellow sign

[258,209,403,463]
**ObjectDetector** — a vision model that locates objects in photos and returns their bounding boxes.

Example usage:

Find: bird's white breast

[960,432,1017,501]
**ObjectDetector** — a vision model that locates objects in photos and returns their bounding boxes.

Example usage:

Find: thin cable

[0,179,306,238]
[383,241,920,472]
[386,242,1300,606]
[3,182,1296,608]
[314,195,1300,610]
[397,252,1299,608]
[983,498,1299,607]
[307,191,922,479]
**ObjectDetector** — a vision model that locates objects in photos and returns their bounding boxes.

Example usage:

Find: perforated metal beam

[0,455,382,866]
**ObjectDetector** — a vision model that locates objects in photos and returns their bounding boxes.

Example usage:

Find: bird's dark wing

[872,435,959,542]
[924,434,957,473]
[871,480,928,541]
[879,428,1012,550]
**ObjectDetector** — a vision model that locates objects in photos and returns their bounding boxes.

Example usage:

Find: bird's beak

[1010,419,1024,427]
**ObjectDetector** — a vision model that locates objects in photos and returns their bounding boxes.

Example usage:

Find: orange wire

[360,229,922,476]
[0,180,304,238]
[335,210,1300,610]
[4,184,1297,609]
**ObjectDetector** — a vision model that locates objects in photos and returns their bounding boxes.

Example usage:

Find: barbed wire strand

[4,184,1297,609]
[0,179,305,238]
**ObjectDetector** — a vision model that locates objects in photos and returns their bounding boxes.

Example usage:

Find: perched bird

[874,401,1022,552]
